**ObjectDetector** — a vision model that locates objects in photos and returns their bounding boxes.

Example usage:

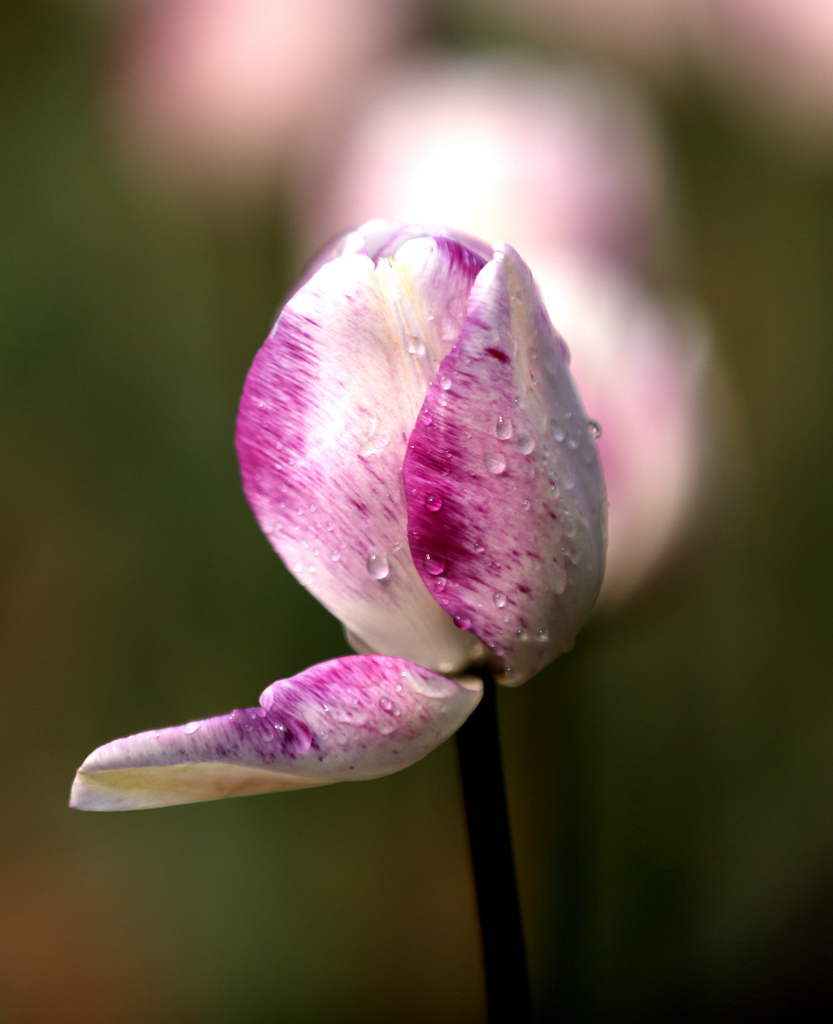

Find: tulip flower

[71,221,606,811]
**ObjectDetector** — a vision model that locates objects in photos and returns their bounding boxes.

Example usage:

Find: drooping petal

[403,245,607,685]
[236,231,487,674]
[70,656,483,811]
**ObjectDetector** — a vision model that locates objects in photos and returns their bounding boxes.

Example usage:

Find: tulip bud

[236,220,606,684]
[70,222,605,810]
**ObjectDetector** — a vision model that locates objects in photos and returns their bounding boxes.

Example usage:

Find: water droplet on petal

[379,696,393,711]
[472,539,485,554]
[495,416,512,441]
[330,550,342,562]
[521,499,532,512]
[588,419,602,440]
[406,670,455,700]
[424,553,446,576]
[454,614,472,630]
[360,418,391,457]
[485,451,507,475]
[517,433,535,455]
[494,592,507,608]
[366,548,390,580]
[425,494,443,512]
[183,721,201,735]
[440,375,452,391]
[420,408,433,426]
[549,561,568,595]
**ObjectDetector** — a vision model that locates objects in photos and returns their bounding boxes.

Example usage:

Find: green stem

[456,672,534,1023]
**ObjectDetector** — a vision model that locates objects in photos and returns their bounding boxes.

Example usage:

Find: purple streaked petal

[236,233,487,674]
[403,245,607,685]
[70,656,483,811]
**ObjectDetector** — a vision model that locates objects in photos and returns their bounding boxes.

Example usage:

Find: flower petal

[403,245,607,685]
[236,230,487,674]
[70,656,483,811]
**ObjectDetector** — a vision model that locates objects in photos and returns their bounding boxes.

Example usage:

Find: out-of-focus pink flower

[306,55,731,605]
[453,0,685,74]
[691,0,833,136]
[453,1,833,144]
[306,57,672,271]
[527,251,715,605]
[105,0,416,184]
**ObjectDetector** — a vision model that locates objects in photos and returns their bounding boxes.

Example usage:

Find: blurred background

[2,1,832,1021]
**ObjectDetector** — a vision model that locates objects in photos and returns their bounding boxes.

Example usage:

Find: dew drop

[521,499,532,512]
[549,561,568,595]
[454,613,472,630]
[588,419,602,440]
[485,451,507,475]
[183,721,201,735]
[495,416,512,441]
[516,433,535,455]
[330,549,342,562]
[379,696,393,711]
[494,592,507,608]
[407,670,454,700]
[360,419,391,457]
[407,335,427,358]
[552,420,566,443]
[472,539,485,554]
[420,409,433,426]
[366,548,390,580]
[425,494,443,512]
[424,553,446,576]
[434,576,447,594]
[440,375,452,391]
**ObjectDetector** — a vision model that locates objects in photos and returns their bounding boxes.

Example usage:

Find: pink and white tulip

[71,221,606,811]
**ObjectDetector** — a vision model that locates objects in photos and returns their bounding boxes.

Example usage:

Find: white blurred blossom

[305,57,672,271]
[307,54,739,605]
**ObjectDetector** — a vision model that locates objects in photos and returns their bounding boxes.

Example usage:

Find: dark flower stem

[455,671,534,1024]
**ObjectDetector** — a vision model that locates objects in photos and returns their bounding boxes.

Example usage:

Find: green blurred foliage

[1,3,832,1023]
